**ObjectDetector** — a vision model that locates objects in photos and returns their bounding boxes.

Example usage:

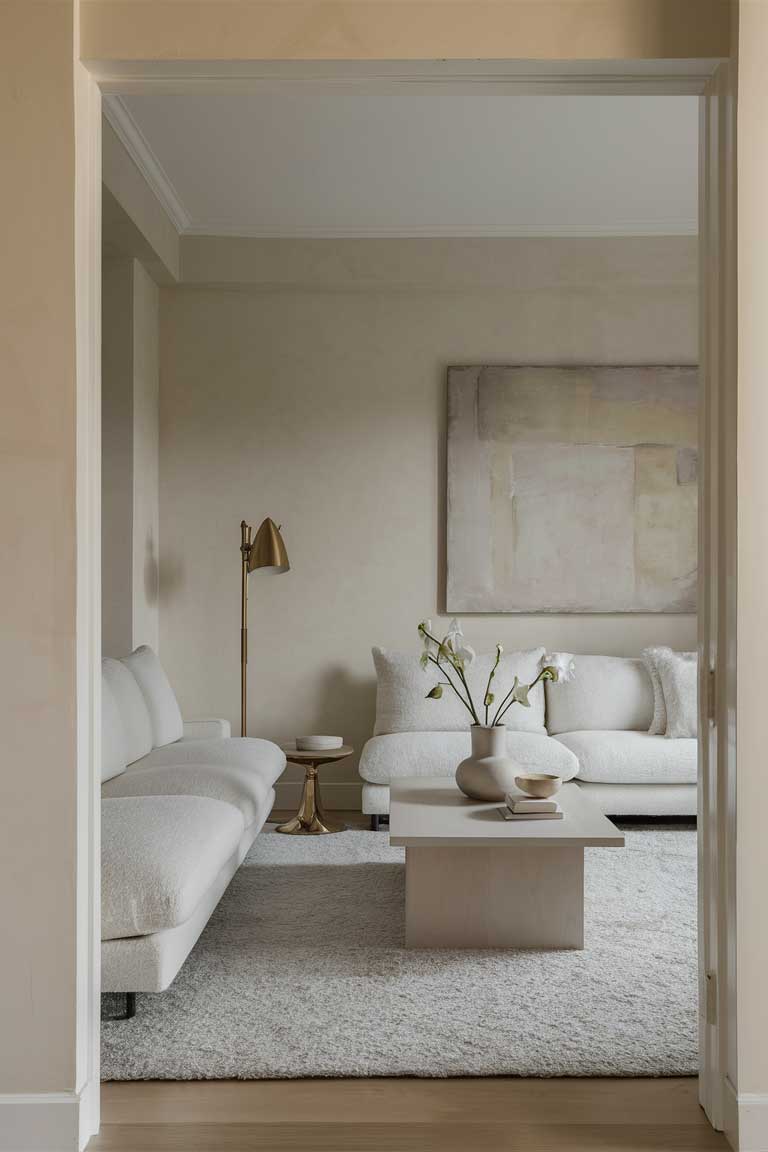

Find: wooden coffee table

[389,777,624,949]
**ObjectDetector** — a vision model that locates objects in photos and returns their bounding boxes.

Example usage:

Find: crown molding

[93,58,720,97]
[103,95,192,234]
[183,221,698,240]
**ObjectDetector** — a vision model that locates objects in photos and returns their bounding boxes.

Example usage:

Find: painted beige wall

[159,238,698,799]
[737,0,768,1107]
[102,261,134,655]
[0,0,80,1096]
[132,260,161,652]
[101,257,160,657]
[81,0,731,61]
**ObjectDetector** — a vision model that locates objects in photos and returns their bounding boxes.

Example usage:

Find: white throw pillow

[642,647,696,735]
[102,657,153,765]
[121,645,184,749]
[545,655,653,735]
[372,646,546,736]
[101,670,127,782]
[656,651,699,739]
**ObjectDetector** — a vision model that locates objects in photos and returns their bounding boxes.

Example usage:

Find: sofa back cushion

[373,646,546,736]
[121,645,183,748]
[102,657,153,765]
[101,670,128,782]
[545,655,653,735]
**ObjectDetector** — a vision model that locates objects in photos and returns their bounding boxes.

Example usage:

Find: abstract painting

[447,366,698,613]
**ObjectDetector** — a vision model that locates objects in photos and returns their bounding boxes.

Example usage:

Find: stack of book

[498,793,563,821]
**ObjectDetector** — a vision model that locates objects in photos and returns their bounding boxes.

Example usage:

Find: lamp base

[275,762,347,835]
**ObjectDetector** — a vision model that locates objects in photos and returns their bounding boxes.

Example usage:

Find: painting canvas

[447,366,698,613]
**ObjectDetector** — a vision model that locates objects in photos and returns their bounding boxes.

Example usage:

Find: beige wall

[102,257,160,657]
[132,260,161,652]
[81,0,732,61]
[0,0,80,1096]
[159,238,698,800]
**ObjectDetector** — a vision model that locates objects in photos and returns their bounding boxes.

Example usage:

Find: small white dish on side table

[295,735,344,751]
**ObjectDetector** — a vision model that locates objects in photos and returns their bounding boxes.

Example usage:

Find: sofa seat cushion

[545,656,654,735]
[102,756,279,827]
[137,736,286,784]
[553,730,697,785]
[101,795,244,940]
[358,730,579,785]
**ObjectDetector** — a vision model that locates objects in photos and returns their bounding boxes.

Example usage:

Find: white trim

[91,57,721,95]
[0,1085,96,1152]
[273,780,361,812]
[184,220,698,239]
[724,1079,768,1152]
[102,95,192,233]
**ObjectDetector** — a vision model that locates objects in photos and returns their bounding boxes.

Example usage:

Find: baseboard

[0,1083,97,1152]
[273,780,361,812]
[724,1077,768,1151]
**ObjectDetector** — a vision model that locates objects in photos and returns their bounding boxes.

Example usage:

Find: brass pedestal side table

[276,745,354,835]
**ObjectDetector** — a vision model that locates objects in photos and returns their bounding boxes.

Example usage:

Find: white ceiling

[105,90,698,239]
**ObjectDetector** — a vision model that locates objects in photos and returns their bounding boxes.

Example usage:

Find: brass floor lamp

[239,518,289,737]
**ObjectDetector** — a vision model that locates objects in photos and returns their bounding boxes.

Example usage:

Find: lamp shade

[248,517,290,574]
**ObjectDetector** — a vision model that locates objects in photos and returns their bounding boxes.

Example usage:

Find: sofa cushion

[102,658,153,765]
[553,730,697,784]
[373,647,546,736]
[358,730,578,784]
[121,645,183,748]
[656,651,698,738]
[102,759,275,827]
[137,736,286,785]
[101,671,127,782]
[545,656,653,735]
[101,795,244,939]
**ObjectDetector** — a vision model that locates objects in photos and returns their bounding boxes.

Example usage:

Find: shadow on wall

[158,550,185,605]
[143,527,160,608]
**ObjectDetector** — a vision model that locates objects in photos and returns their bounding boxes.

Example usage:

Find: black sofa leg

[124,992,136,1019]
[370,814,380,832]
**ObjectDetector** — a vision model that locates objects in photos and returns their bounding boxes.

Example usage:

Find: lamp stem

[240,520,250,737]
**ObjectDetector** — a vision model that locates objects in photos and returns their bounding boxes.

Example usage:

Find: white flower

[543,652,576,683]
[444,618,476,667]
[419,650,430,671]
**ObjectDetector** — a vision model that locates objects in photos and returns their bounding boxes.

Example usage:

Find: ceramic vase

[455,724,519,801]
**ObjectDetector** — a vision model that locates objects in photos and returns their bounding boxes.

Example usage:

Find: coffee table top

[389,777,624,849]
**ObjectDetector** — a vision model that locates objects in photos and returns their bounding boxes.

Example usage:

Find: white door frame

[77,54,735,1142]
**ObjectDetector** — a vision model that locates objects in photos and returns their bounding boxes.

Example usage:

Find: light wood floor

[93,813,723,1151]
[92,1078,728,1151]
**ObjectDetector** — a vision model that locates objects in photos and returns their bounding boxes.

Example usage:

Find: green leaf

[484,692,495,707]
[426,684,443,699]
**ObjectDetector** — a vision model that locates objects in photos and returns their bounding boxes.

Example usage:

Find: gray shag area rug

[102,826,697,1080]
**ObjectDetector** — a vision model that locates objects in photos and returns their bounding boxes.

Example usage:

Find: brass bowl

[514,772,562,799]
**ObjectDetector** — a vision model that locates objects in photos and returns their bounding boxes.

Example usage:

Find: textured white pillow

[657,651,699,738]
[121,645,184,749]
[101,670,127,782]
[372,647,546,736]
[642,647,696,734]
[545,656,653,735]
[102,657,153,765]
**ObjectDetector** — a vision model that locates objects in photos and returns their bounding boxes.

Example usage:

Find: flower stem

[427,655,476,722]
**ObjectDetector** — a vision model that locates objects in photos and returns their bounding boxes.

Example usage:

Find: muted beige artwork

[447,366,698,613]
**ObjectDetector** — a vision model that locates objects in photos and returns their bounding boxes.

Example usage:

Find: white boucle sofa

[100,646,285,1016]
[360,650,696,824]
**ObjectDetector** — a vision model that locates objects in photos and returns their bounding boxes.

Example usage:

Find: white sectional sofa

[100,646,285,1015]
[360,650,697,823]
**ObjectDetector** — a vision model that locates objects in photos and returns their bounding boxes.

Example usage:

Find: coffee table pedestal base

[405,845,584,949]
